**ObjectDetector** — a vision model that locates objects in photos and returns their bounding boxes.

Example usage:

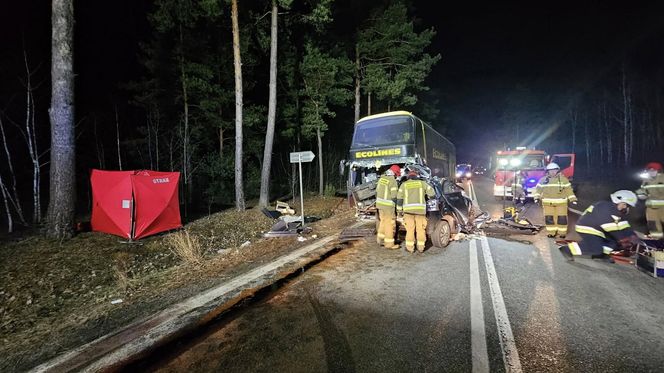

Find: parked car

[473,165,487,175]
[455,163,473,181]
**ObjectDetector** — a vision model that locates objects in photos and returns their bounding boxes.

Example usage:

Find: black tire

[431,220,451,248]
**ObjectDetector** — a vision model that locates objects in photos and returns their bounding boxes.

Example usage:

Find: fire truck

[492,147,575,199]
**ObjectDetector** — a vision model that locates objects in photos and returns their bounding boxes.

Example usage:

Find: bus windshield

[351,116,414,148]
[496,155,545,170]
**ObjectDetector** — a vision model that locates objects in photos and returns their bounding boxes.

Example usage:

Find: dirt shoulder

[0,196,354,372]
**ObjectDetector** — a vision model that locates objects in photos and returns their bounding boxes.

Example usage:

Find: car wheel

[431,219,451,248]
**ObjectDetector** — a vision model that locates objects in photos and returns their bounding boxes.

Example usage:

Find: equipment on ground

[636,239,664,277]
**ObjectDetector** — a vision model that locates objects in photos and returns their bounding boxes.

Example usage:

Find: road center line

[480,235,523,373]
[469,238,489,373]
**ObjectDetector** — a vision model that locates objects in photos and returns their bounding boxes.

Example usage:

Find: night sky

[2,1,663,165]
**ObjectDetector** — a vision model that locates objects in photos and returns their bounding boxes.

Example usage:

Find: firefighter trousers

[377,208,397,246]
[542,202,568,236]
[645,207,664,239]
[568,232,618,258]
[404,214,427,252]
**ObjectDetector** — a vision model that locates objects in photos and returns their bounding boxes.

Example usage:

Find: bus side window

[415,118,426,158]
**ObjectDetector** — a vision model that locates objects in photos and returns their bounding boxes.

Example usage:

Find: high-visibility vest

[637,174,664,208]
[533,174,576,204]
[376,175,398,210]
[397,179,434,215]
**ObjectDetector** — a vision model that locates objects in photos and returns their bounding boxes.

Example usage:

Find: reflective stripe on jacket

[376,175,398,210]
[575,200,634,240]
[534,174,576,202]
[397,179,434,215]
[639,174,664,207]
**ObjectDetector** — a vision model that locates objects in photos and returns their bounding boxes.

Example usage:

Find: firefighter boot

[558,245,575,261]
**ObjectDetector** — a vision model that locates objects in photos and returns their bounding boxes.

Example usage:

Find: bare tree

[0,117,27,226]
[231,0,245,210]
[23,50,42,223]
[621,64,631,166]
[259,0,278,208]
[115,105,122,170]
[46,0,76,238]
[0,176,13,233]
[354,42,361,123]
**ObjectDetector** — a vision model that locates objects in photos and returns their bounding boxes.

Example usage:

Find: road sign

[289,151,315,227]
[289,151,315,163]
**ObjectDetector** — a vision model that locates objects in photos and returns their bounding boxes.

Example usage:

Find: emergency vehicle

[492,147,575,199]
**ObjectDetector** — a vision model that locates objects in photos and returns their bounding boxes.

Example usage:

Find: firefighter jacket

[510,173,525,191]
[636,173,664,208]
[575,201,635,241]
[533,174,576,204]
[375,174,398,211]
[396,178,435,215]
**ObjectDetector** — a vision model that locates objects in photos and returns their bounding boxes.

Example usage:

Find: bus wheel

[431,220,451,248]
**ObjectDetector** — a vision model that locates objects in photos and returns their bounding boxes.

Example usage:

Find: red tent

[90,169,182,240]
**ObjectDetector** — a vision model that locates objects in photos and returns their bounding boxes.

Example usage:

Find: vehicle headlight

[357,202,364,208]
[499,159,509,166]
[456,172,462,177]
[466,172,472,178]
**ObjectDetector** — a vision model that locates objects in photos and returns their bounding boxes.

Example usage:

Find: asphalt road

[141,177,664,373]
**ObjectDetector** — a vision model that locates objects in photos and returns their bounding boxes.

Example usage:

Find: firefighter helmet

[645,162,663,172]
[389,165,401,176]
[546,162,560,171]
[610,190,637,207]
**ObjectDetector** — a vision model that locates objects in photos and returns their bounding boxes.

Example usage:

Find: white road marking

[480,235,523,373]
[469,238,490,373]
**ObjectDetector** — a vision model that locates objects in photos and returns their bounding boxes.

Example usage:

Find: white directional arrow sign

[289,151,316,227]
[289,151,315,163]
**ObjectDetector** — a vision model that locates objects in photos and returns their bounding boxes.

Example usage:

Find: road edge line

[480,235,523,373]
[469,238,490,373]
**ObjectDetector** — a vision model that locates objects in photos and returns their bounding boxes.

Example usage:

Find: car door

[551,153,575,179]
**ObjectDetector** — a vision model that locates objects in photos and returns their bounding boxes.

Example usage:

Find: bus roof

[356,110,412,123]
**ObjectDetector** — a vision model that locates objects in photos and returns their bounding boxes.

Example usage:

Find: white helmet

[546,162,560,171]
[610,190,637,207]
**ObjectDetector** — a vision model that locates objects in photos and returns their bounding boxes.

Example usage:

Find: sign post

[289,151,315,227]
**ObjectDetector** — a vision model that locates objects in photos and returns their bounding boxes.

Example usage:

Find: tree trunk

[354,42,361,123]
[0,179,13,233]
[231,0,245,210]
[46,0,76,239]
[0,117,26,226]
[570,108,576,154]
[178,24,191,209]
[24,49,40,223]
[584,116,590,170]
[367,92,372,116]
[603,100,612,165]
[621,64,630,166]
[259,0,278,208]
[115,105,122,170]
[317,127,323,195]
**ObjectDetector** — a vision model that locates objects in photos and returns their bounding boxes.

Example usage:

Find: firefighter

[636,162,664,239]
[511,170,526,204]
[397,169,435,253]
[559,190,640,261]
[376,165,401,249]
[533,162,577,238]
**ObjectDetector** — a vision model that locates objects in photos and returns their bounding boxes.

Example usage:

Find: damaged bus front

[341,111,456,219]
